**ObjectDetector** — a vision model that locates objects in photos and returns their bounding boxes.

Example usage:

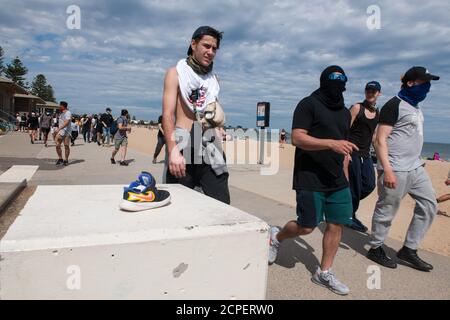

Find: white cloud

[0,0,449,142]
[61,36,87,50]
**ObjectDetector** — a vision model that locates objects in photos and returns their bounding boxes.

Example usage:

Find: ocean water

[246,130,450,161]
[421,142,450,161]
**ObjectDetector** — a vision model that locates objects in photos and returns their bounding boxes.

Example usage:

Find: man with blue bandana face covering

[368,66,440,272]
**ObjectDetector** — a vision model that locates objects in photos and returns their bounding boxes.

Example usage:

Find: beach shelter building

[13,93,46,115]
[36,101,59,115]
[0,76,28,119]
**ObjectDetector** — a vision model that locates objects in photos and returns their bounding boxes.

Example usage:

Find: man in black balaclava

[315,65,347,109]
[268,66,358,296]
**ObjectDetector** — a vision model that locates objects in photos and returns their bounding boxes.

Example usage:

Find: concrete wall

[0,184,269,300]
[13,97,33,113]
[0,85,14,115]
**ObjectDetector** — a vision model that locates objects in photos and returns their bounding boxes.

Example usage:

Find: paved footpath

[1,131,450,299]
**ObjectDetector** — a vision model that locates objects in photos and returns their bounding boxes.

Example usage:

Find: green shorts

[295,188,353,228]
[115,136,128,150]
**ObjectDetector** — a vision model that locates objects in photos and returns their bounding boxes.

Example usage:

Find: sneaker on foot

[152,158,157,164]
[367,246,397,269]
[63,160,69,166]
[119,172,171,212]
[119,161,129,166]
[311,267,350,296]
[111,158,116,164]
[56,159,63,166]
[268,226,281,265]
[397,246,433,272]
[349,218,368,233]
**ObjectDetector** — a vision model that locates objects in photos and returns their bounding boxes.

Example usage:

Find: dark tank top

[349,101,379,157]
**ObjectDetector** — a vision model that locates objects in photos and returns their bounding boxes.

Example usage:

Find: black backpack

[110,119,118,136]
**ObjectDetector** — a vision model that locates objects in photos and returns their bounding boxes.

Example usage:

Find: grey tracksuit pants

[370,166,437,250]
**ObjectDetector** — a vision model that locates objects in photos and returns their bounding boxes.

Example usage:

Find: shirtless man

[162,26,230,204]
[54,101,72,166]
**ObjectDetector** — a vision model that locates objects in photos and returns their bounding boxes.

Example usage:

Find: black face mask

[316,65,347,109]
[323,81,346,102]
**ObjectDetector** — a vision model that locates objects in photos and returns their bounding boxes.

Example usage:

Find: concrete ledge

[0,179,27,214]
[0,184,269,300]
[0,165,38,183]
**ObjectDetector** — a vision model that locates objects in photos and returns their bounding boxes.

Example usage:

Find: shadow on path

[0,157,86,172]
[317,224,400,263]
[271,225,320,274]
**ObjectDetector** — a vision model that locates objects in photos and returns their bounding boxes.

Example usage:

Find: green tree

[31,74,56,102]
[31,74,55,101]
[0,46,4,75]
[46,84,56,102]
[31,74,47,98]
[4,56,28,87]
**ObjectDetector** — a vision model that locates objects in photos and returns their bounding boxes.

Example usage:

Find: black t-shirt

[28,116,39,129]
[97,122,103,132]
[378,97,401,126]
[100,113,114,127]
[82,118,91,130]
[292,94,351,192]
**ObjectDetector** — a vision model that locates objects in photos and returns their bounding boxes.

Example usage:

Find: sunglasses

[328,72,348,82]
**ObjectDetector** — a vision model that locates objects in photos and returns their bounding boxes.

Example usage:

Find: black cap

[402,66,440,84]
[365,81,381,92]
[187,26,223,56]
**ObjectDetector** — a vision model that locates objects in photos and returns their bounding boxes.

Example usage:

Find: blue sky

[1,0,449,143]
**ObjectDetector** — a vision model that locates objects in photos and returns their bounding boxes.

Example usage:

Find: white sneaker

[268,226,280,265]
[311,266,350,295]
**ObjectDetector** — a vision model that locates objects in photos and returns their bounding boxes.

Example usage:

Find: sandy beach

[128,127,450,257]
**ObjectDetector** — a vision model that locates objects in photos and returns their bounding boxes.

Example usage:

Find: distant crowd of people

[15,104,135,167]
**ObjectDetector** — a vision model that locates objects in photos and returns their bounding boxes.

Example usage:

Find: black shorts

[166,161,230,205]
[157,134,165,146]
[29,126,38,131]
[166,123,230,205]
[41,128,50,134]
